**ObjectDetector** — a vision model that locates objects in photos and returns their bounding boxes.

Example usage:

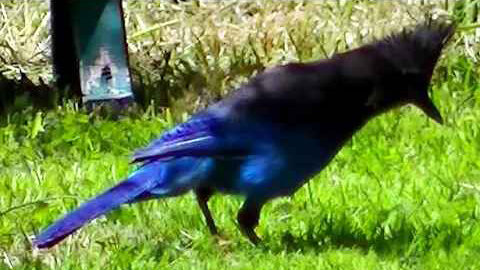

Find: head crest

[373,20,455,74]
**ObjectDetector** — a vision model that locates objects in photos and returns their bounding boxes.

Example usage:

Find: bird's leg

[195,187,218,235]
[237,199,263,245]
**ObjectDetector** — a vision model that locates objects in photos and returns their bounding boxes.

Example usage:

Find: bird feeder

[51,0,134,109]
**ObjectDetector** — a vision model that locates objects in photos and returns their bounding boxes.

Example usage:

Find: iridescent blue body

[133,110,337,200]
[34,21,454,248]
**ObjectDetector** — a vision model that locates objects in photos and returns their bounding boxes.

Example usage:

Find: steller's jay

[34,21,455,248]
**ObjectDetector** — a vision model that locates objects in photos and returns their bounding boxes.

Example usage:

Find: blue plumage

[34,21,455,248]
[35,161,163,248]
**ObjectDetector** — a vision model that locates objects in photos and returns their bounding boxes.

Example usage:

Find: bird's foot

[237,199,264,245]
[207,224,218,236]
[240,227,261,245]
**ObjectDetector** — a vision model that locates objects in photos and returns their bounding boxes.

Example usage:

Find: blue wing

[131,113,246,163]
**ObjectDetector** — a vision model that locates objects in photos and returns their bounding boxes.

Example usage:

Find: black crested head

[373,20,455,76]
[367,20,455,124]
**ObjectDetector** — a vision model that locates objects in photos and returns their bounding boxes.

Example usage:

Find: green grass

[1,1,480,269]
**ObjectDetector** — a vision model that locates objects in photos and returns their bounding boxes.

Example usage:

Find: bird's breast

[210,134,338,199]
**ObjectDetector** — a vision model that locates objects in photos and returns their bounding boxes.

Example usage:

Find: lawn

[1,1,480,269]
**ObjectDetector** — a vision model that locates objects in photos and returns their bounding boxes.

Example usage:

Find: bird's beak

[414,93,443,125]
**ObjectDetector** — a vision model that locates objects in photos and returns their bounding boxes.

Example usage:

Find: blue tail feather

[34,163,163,249]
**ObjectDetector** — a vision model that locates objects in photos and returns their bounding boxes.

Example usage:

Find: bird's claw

[241,228,261,245]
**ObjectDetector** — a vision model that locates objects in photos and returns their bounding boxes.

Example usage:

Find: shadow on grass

[263,221,465,259]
